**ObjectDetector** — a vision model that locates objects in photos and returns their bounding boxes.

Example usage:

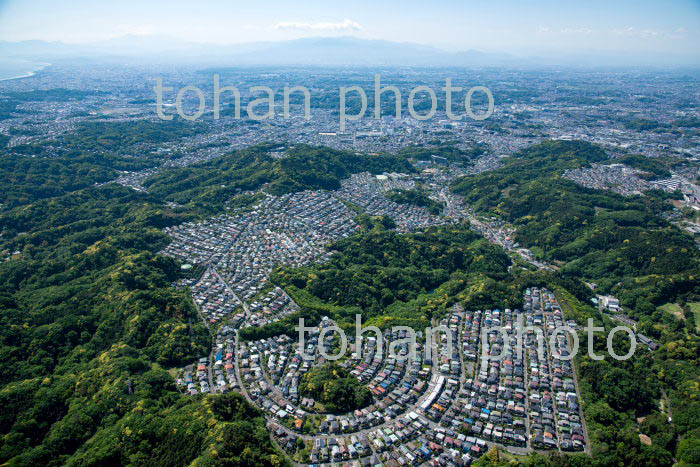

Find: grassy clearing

[688,302,700,331]
[554,286,598,325]
[658,302,684,320]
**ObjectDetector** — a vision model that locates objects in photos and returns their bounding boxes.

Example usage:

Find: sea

[0,58,48,81]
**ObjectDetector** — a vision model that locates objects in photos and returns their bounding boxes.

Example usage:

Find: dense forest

[451,140,700,318]
[386,188,445,214]
[0,181,290,466]
[299,363,373,414]
[144,144,414,211]
[0,153,115,210]
[395,142,486,164]
[11,120,202,172]
[0,119,203,211]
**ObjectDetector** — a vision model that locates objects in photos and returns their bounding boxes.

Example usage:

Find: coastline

[0,62,50,82]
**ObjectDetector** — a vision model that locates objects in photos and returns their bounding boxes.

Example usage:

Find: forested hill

[0,183,286,466]
[451,139,700,324]
[0,119,203,211]
[0,139,410,466]
[143,144,414,209]
[386,188,445,214]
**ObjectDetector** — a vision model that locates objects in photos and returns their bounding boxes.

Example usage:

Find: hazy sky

[0,0,698,58]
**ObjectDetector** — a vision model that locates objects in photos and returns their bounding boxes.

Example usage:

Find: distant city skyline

[0,0,698,64]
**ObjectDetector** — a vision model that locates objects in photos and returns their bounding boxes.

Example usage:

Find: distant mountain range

[0,36,520,67]
[0,36,696,68]
[205,37,520,67]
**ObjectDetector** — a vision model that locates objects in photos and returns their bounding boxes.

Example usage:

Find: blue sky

[0,0,698,58]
